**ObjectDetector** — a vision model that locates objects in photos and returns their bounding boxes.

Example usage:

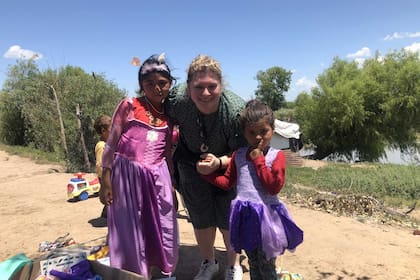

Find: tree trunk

[49,85,68,155]
[76,104,91,171]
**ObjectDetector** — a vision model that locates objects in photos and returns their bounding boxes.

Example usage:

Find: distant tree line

[0,60,126,171]
[1,49,419,169]
[255,49,420,162]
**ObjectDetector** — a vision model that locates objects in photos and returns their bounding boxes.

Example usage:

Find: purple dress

[230,147,303,260]
[102,98,178,278]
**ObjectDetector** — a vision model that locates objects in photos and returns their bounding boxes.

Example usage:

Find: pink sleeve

[102,98,133,169]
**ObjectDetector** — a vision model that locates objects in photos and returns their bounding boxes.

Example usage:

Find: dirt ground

[0,150,419,280]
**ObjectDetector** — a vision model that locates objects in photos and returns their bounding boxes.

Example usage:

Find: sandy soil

[0,150,419,280]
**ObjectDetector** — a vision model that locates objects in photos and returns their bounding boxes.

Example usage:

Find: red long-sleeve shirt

[203,149,286,195]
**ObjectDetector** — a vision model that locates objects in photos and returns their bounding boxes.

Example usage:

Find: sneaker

[224,265,243,280]
[193,260,219,280]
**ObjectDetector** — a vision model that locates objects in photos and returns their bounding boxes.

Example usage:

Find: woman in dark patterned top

[166,55,246,280]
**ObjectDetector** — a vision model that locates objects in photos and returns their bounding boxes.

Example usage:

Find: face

[187,72,222,115]
[101,126,111,141]
[243,119,273,151]
[141,72,171,108]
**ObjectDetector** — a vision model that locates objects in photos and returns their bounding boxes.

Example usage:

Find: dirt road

[0,150,418,280]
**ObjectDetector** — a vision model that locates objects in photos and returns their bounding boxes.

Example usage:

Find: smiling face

[243,118,274,151]
[141,72,172,109]
[187,71,222,115]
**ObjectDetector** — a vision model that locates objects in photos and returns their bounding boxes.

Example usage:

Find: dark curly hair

[239,99,274,130]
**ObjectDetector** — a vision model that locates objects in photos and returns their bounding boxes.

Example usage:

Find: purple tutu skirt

[229,199,303,259]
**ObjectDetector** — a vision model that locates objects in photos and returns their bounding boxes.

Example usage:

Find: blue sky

[1,0,419,102]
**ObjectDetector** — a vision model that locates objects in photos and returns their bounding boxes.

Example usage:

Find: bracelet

[218,157,222,170]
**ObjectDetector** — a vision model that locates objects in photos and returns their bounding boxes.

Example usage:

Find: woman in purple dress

[99,54,178,279]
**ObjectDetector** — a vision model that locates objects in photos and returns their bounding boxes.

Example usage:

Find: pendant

[146,130,158,142]
[146,111,162,126]
[200,143,209,153]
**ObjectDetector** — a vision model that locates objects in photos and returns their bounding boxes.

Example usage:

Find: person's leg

[251,248,276,280]
[193,227,219,280]
[246,249,259,280]
[214,187,242,279]
[194,227,217,261]
[259,256,277,280]
[220,228,243,280]
[177,164,223,279]
[220,228,239,267]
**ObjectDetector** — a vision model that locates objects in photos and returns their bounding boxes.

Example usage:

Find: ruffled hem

[229,199,303,259]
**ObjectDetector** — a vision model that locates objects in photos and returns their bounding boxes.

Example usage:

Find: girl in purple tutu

[99,54,178,279]
[202,100,304,280]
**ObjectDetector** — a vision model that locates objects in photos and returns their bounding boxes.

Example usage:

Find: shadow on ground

[173,244,228,280]
[88,217,107,228]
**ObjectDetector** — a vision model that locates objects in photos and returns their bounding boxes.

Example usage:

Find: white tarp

[274,119,301,139]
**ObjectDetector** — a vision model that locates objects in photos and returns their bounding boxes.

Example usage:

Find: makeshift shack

[271,119,303,151]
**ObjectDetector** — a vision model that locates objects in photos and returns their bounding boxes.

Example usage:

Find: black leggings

[246,248,277,280]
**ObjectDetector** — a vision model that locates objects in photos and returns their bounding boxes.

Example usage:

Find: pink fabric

[103,98,178,278]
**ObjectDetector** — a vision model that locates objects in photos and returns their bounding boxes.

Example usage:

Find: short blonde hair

[187,55,222,84]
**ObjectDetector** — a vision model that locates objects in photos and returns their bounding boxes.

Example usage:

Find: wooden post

[49,84,68,155]
[76,104,91,171]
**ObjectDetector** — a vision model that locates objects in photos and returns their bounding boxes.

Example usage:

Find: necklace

[143,96,164,126]
[197,113,217,153]
[144,96,164,114]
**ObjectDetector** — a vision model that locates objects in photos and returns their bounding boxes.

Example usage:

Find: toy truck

[67,172,101,201]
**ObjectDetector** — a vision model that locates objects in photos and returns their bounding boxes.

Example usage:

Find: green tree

[295,51,420,161]
[0,62,126,171]
[255,67,292,110]
[0,60,41,146]
[43,66,126,171]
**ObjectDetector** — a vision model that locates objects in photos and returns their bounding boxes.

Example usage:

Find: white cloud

[295,76,316,90]
[404,42,420,54]
[286,76,317,101]
[347,47,371,58]
[354,58,366,67]
[3,45,43,60]
[384,32,404,41]
[384,32,420,41]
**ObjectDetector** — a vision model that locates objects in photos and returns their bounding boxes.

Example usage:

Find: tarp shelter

[271,119,303,151]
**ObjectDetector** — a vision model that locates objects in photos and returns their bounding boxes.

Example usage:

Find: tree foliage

[0,61,41,146]
[255,66,292,110]
[0,61,126,171]
[295,51,420,161]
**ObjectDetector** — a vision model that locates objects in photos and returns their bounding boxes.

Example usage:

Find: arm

[95,141,105,178]
[100,98,131,205]
[253,151,286,195]
[196,153,231,175]
[201,152,238,190]
[102,99,131,169]
[99,167,113,205]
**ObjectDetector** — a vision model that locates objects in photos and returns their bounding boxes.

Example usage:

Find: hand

[249,139,264,160]
[196,153,219,175]
[99,168,113,205]
[99,185,113,206]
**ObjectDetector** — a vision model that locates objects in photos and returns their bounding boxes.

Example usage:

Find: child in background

[99,54,178,279]
[202,100,304,280]
[94,115,111,179]
[93,115,111,218]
